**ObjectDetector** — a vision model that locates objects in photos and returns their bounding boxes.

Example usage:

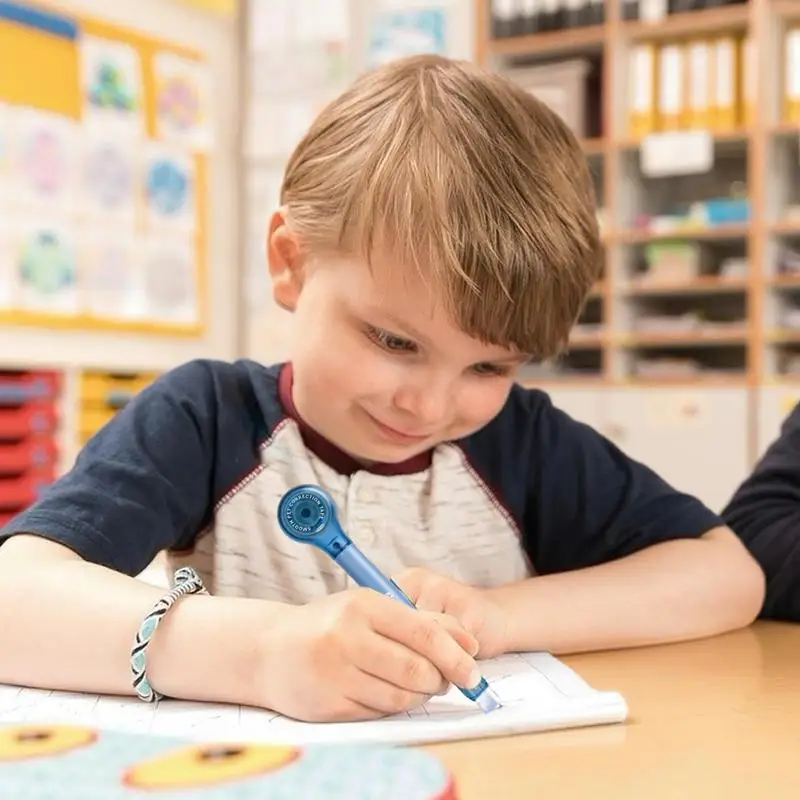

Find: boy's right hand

[256,588,481,722]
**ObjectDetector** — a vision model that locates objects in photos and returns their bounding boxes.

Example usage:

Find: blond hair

[280,54,600,361]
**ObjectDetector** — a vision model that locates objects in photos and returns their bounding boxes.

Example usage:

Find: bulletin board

[0,0,212,336]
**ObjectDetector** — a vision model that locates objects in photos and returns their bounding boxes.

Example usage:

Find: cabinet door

[603,388,749,514]
[756,387,800,460]
[543,387,606,432]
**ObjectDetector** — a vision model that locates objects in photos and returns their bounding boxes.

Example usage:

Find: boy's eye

[472,363,512,377]
[366,325,416,352]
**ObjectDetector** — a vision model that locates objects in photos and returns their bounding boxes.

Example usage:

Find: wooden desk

[428,622,800,799]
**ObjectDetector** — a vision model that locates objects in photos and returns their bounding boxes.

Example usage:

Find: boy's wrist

[144,593,276,708]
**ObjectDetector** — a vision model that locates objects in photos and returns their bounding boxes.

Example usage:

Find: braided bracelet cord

[131,566,208,703]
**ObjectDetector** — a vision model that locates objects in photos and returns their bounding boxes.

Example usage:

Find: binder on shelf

[785,28,800,125]
[684,40,711,130]
[622,0,639,20]
[517,0,538,35]
[657,44,684,132]
[491,0,517,38]
[628,44,658,138]
[590,0,605,25]
[711,36,740,131]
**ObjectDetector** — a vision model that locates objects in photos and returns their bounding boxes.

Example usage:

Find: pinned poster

[367,7,447,67]
[78,230,146,319]
[78,131,138,226]
[10,107,77,213]
[152,51,213,151]
[14,219,78,314]
[141,236,198,323]
[143,145,195,231]
[0,211,13,308]
[0,101,9,205]
[79,35,144,136]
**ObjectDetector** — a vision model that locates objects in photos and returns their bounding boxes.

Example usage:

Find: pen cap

[276,484,352,558]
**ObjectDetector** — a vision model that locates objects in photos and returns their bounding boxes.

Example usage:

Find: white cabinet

[544,387,606,431]
[756,386,800,460]
[602,388,750,514]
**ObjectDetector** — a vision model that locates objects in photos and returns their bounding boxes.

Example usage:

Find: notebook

[0,651,628,746]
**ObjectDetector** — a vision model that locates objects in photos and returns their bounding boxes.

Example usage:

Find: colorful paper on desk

[0,724,457,799]
[0,652,628,747]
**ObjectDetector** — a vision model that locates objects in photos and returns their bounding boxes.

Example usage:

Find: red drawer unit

[0,473,53,510]
[0,371,61,407]
[0,369,62,525]
[0,404,58,441]
[0,439,58,476]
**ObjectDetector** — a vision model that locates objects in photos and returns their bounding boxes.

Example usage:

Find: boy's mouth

[363,411,432,445]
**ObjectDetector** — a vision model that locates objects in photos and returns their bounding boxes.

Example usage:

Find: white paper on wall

[78,35,145,137]
[152,51,214,151]
[14,218,79,314]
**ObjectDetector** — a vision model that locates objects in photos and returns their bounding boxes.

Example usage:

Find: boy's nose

[393,383,451,427]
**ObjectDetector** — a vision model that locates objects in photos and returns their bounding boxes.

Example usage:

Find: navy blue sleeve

[463,386,724,575]
[0,359,267,576]
[722,401,800,620]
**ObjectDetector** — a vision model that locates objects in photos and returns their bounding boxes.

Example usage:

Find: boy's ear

[266,208,304,312]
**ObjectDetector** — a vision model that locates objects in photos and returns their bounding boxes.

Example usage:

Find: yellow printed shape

[122,742,300,789]
[0,724,96,761]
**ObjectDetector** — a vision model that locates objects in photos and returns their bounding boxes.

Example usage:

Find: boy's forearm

[0,538,281,706]
[488,527,765,655]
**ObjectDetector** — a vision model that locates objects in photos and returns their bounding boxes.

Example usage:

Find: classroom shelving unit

[476,0,800,510]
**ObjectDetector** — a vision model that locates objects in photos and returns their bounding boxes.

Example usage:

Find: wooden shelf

[612,225,751,244]
[773,0,800,21]
[622,277,748,296]
[622,5,750,41]
[617,128,751,151]
[618,329,749,347]
[486,24,606,57]
[769,220,800,236]
[623,373,748,386]
[582,138,607,156]
[767,275,800,287]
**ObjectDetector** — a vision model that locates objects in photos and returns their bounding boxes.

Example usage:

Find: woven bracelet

[130,566,208,703]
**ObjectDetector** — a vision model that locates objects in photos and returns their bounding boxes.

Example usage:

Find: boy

[723,400,800,621]
[0,55,763,723]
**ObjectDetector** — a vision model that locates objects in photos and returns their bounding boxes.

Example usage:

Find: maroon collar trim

[277,363,432,476]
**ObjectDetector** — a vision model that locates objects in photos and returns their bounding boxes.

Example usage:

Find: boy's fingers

[369,602,479,690]
[346,666,432,716]
[350,630,450,696]
[429,612,479,657]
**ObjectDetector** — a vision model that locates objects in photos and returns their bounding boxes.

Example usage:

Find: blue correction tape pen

[277,484,502,714]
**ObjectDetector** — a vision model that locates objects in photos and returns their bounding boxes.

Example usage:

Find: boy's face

[268,214,524,464]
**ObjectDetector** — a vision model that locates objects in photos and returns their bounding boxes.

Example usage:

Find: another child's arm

[722,401,800,621]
